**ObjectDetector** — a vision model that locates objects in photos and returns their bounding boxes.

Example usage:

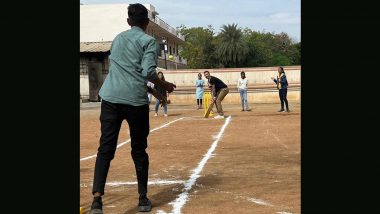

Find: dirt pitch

[80,103,300,214]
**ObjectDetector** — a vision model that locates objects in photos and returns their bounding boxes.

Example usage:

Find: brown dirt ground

[80,102,300,214]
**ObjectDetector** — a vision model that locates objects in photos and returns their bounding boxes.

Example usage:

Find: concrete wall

[80,75,89,99]
[80,74,108,100]
[163,66,301,104]
[162,66,300,87]
[80,66,301,104]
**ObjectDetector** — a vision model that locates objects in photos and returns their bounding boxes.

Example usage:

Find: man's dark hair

[128,3,149,26]
[241,71,245,75]
[204,70,210,74]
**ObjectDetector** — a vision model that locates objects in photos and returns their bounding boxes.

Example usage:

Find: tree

[177,24,300,68]
[177,26,217,69]
[243,29,300,67]
[215,24,248,68]
[288,42,301,65]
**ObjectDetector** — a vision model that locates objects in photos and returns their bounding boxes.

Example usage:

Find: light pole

[162,39,168,69]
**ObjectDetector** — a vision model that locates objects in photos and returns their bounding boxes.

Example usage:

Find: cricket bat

[204,101,216,118]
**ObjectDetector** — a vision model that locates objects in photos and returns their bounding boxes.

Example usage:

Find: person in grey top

[89,4,176,214]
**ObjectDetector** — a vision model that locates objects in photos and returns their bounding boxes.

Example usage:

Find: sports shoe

[164,114,168,117]
[138,195,152,212]
[278,109,285,112]
[154,113,158,117]
[214,115,225,119]
[90,196,103,214]
[245,108,252,111]
[241,109,245,111]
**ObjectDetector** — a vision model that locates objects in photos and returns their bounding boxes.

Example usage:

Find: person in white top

[147,81,154,111]
[237,71,251,111]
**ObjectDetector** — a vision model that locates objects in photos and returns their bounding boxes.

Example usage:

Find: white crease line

[206,186,273,207]
[266,129,288,149]
[246,197,273,206]
[167,116,232,214]
[106,179,185,187]
[272,133,288,149]
[80,117,184,161]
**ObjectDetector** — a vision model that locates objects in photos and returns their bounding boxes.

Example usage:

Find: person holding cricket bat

[271,66,290,112]
[89,4,176,214]
[204,70,229,119]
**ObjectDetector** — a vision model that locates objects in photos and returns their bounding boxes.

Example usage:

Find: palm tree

[216,23,248,67]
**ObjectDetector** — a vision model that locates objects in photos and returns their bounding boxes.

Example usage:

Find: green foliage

[177,25,217,69]
[215,24,249,68]
[177,24,300,68]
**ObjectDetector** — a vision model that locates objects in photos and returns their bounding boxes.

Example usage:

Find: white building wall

[80,3,184,41]
[81,3,155,42]
[80,75,89,98]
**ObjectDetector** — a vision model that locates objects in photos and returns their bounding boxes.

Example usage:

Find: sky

[80,0,300,42]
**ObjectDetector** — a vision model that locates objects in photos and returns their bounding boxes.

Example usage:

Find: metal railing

[148,12,185,41]
[168,84,301,95]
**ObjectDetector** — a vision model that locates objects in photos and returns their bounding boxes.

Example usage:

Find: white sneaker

[164,114,168,117]
[214,115,225,119]
[154,113,158,117]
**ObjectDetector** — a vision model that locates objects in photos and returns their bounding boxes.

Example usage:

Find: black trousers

[197,99,203,105]
[92,100,150,195]
[279,88,289,110]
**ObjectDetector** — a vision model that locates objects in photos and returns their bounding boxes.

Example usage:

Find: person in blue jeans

[154,71,169,117]
[237,71,251,111]
[271,66,290,112]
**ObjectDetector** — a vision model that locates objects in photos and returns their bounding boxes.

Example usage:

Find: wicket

[203,92,214,117]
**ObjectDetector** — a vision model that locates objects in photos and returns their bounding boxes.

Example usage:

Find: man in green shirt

[90,4,176,214]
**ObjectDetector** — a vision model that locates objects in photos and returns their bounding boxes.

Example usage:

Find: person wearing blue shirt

[271,66,290,112]
[89,4,176,214]
[195,73,204,110]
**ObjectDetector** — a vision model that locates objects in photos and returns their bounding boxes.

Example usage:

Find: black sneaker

[90,196,103,214]
[278,109,285,112]
[138,195,152,212]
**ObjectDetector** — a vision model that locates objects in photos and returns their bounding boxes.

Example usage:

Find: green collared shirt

[99,26,159,106]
